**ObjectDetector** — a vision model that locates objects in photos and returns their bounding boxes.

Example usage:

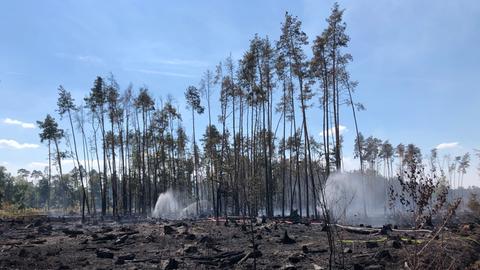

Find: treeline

[354,135,472,188]
[1,4,475,221]
[29,4,359,221]
[0,167,88,212]
[2,130,472,217]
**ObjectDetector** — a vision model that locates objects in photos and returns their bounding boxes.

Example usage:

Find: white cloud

[435,142,459,150]
[133,68,196,78]
[152,58,209,67]
[0,139,39,149]
[342,156,360,172]
[3,118,35,129]
[76,55,104,64]
[55,52,104,65]
[319,125,348,137]
[28,162,49,168]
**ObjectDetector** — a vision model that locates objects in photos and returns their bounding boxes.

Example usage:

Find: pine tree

[57,85,89,221]
[37,114,65,208]
[185,86,204,214]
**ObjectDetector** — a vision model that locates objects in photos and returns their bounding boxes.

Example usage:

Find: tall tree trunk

[92,116,103,216]
[282,80,287,218]
[118,120,127,216]
[53,138,64,208]
[262,99,270,217]
[332,34,341,172]
[347,84,367,218]
[67,110,88,222]
[125,111,132,215]
[110,120,118,218]
[219,93,227,220]
[323,75,331,177]
[192,108,200,215]
[100,111,108,216]
[47,140,51,211]
[232,81,239,216]
[141,109,147,214]
[146,111,152,213]
[80,123,95,215]
[298,78,310,218]
[135,110,142,214]
[290,83,302,217]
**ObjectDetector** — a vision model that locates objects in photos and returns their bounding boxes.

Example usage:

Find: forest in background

[0,4,478,223]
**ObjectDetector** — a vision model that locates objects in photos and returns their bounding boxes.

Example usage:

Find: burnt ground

[0,215,479,269]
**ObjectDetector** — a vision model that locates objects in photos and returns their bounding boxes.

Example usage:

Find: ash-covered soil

[0,215,479,269]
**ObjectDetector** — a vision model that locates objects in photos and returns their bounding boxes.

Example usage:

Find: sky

[0,0,479,186]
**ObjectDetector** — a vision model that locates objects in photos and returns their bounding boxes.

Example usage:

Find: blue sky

[0,0,479,186]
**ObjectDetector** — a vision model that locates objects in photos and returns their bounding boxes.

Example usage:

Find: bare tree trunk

[47,141,51,211]
[80,122,95,215]
[125,111,131,215]
[67,110,88,222]
[282,80,287,218]
[53,138,64,208]
[347,84,367,218]
[232,84,239,216]
[298,78,311,218]
[118,120,127,216]
[92,116,103,215]
[141,108,148,214]
[323,76,331,177]
[99,111,108,216]
[110,120,118,219]
[192,108,200,215]
[262,99,270,217]
[290,84,302,217]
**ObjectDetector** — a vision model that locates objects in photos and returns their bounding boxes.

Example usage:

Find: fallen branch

[334,224,379,234]
[392,228,432,234]
[333,224,433,234]
[238,250,262,265]
[188,250,245,261]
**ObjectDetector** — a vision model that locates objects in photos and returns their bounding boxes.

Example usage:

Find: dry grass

[0,203,46,218]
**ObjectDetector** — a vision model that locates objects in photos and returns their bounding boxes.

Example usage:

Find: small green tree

[37,114,65,209]
[389,160,461,269]
[0,166,13,207]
